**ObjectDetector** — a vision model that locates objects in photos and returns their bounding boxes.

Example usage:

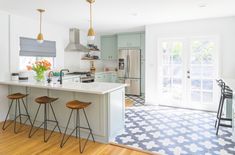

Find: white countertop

[0,80,126,95]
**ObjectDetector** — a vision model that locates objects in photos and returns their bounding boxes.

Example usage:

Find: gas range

[67,71,94,83]
[67,72,91,76]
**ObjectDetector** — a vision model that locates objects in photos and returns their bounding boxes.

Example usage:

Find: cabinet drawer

[95,74,104,82]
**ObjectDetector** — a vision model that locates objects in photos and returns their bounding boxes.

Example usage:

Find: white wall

[0,11,10,121]
[145,17,235,104]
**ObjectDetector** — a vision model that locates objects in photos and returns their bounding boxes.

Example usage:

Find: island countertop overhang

[0,80,127,95]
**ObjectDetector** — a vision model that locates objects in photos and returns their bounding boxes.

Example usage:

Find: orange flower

[26,59,51,71]
[26,65,32,70]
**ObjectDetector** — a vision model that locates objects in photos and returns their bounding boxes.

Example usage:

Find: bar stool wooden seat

[60,100,95,153]
[2,93,32,134]
[29,96,61,142]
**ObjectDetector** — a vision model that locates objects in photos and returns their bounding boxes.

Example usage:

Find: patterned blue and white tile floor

[114,103,235,155]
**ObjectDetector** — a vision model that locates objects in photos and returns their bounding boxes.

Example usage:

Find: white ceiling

[0,0,235,33]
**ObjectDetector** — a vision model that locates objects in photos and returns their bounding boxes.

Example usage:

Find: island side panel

[73,92,108,142]
[108,87,125,142]
[0,85,9,121]
[47,90,75,130]
[49,89,108,143]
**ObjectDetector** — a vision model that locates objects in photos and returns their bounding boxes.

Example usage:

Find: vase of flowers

[27,60,51,82]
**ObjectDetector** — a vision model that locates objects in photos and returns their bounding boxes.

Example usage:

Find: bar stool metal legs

[2,94,32,134]
[216,96,232,135]
[29,96,61,142]
[215,80,233,135]
[60,101,95,153]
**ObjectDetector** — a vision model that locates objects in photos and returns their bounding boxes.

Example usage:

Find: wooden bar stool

[29,96,61,142]
[2,93,32,134]
[60,100,95,153]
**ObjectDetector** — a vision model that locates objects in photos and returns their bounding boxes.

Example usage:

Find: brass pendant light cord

[40,11,42,33]
[90,2,92,28]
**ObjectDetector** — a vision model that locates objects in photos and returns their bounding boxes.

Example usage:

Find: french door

[158,37,219,111]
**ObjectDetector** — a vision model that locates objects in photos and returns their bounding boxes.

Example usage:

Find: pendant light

[87,0,95,42]
[37,9,45,43]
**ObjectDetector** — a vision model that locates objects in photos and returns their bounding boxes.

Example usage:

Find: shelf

[82,57,101,60]
[89,49,100,52]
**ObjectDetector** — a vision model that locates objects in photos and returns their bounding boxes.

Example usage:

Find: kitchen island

[0,80,126,143]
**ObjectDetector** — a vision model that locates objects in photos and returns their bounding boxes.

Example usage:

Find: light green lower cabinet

[95,74,105,82]
[111,74,118,83]
[95,72,118,83]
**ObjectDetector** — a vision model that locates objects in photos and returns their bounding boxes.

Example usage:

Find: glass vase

[35,71,45,82]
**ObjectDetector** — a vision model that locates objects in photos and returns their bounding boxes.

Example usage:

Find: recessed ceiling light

[198,4,207,8]
[131,13,138,17]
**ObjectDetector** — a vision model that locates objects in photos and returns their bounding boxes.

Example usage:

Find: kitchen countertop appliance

[118,49,141,96]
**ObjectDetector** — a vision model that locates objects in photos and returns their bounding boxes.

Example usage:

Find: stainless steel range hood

[65,28,90,52]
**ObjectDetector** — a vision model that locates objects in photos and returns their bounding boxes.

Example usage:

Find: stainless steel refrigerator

[118,49,141,96]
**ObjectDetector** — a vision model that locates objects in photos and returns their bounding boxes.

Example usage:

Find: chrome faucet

[58,69,69,85]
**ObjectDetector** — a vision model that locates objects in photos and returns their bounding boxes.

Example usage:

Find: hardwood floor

[125,99,134,107]
[0,121,151,155]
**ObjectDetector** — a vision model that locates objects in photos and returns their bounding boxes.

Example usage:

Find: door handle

[187,76,190,79]
[187,71,190,74]
[127,55,130,77]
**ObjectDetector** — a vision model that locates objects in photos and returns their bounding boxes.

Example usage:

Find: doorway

[157,37,219,111]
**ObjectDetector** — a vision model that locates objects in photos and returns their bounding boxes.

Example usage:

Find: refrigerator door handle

[125,57,128,78]
[127,54,130,78]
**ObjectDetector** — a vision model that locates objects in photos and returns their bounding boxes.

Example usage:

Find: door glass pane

[173,78,182,87]
[162,42,171,64]
[191,66,201,77]
[203,66,213,77]
[191,54,201,64]
[191,91,201,102]
[192,40,214,65]
[172,42,183,64]
[202,80,213,90]
[163,66,170,76]
[163,78,171,88]
[172,66,182,77]
[191,79,201,90]
[203,92,213,103]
